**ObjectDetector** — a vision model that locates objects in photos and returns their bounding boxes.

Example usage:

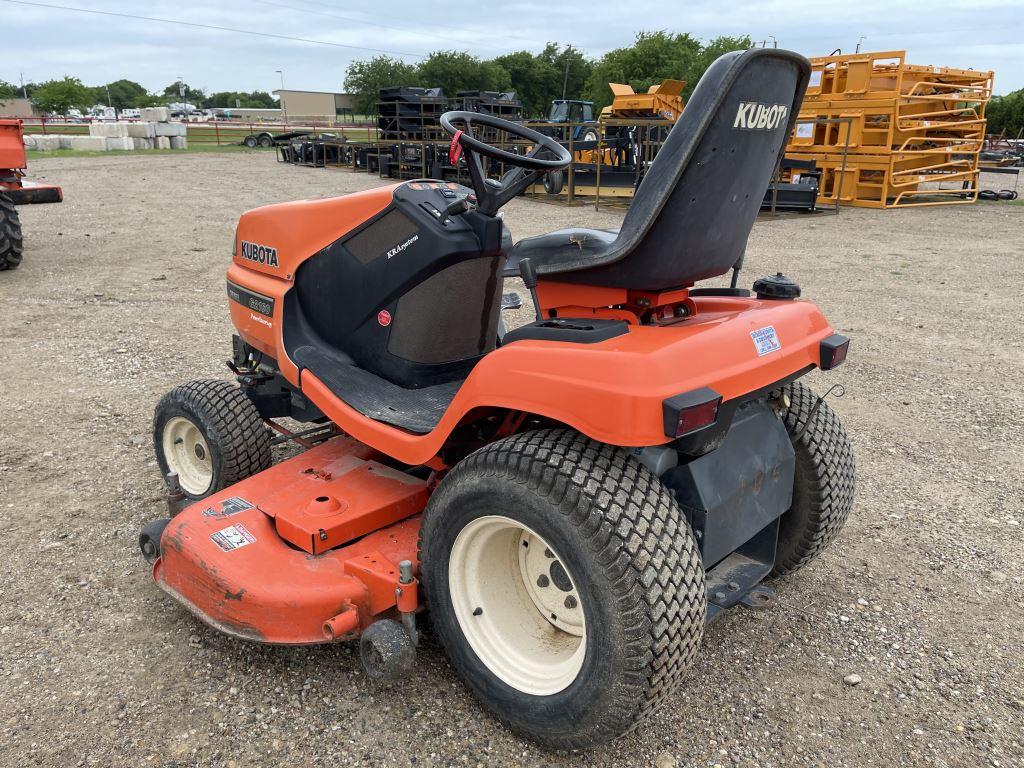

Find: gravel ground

[1,153,1022,768]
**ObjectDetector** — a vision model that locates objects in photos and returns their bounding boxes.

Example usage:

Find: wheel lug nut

[564,595,577,609]
[536,575,549,588]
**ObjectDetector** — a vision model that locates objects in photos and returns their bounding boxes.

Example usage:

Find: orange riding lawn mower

[141,49,855,750]
[1,119,63,270]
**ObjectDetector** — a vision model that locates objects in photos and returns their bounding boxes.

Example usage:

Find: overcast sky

[3,0,1021,96]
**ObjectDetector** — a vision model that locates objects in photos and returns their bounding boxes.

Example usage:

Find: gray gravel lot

[1,152,1022,767]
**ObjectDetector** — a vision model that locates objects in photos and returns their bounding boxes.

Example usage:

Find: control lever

[517,257,543,322]
[441,196,472,223]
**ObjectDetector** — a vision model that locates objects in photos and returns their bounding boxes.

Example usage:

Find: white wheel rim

[448,515,586,695]
[162,416,213,496]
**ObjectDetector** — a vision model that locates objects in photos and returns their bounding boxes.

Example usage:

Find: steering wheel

[440,111,572,216]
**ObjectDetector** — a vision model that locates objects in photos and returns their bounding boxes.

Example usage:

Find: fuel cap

[753,272,801,300]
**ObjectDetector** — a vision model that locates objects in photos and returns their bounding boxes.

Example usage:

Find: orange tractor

[0,119,63,270]
[140,49,854,749]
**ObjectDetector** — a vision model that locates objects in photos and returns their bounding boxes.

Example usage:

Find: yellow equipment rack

[786,50,994,208]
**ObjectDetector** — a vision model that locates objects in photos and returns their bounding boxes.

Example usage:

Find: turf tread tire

[0,191,24,271]
[773,381,856,575]
[153,379,272,500]
[419,428,706,750]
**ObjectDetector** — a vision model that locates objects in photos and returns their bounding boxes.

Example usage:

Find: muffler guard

[152,437,426,644]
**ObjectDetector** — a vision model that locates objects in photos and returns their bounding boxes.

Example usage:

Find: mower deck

[154,437,425,644]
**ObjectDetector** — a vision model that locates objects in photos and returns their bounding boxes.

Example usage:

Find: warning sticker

[750,326,781,356]
[202,496,254,518]
[211,524,257,552]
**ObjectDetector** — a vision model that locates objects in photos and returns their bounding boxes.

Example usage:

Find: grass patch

[27,144,268,159]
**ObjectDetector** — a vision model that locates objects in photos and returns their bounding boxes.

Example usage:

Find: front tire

[0,192,24,271]
[420,429,706,750]
[153,379,272,500]
[773,381,856,575]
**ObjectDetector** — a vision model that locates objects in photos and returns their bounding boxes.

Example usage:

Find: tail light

[663,387,722,438]
[820,334,850,370]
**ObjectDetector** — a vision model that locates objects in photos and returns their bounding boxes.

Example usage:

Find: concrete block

[132,137,154,150]
[32,135,62,151]
[155,122,187,137]
[155,136,171,150]
[59,135,75,149]
[89,122,129,138]
[127,122,156,138]
[169,136,188,150]
[141,107,170,122]
[70,136,108,151]
[22,134,38,149]
[105,137,134,151]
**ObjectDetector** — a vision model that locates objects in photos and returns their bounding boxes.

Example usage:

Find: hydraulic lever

[518,257,543,323]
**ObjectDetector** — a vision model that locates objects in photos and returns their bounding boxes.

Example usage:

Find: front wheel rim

[162,416,213,496]
[448,515,586,695]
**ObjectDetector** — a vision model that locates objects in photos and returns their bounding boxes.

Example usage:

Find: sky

[2,0,1022,96]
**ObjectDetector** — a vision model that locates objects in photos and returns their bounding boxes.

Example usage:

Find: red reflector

[676,399,720,436]
[819,334,850,370]
[662,387,722,438]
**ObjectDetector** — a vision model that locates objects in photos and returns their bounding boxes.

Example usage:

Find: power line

[0,0,429,58]
[267,0,544,50]
[247,0,533,52]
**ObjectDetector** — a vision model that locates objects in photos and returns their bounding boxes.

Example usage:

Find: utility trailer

[243,130,312,149]
[0,119,63,270]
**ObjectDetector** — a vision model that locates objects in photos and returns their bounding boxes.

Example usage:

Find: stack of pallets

[786,50,994,208]
[376,87,448,141]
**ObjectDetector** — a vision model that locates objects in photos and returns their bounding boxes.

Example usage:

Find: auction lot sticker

[750,326,781,356]
[211,524,257,552]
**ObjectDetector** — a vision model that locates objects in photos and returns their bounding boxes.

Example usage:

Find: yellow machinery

[602,79,686,121]
[786,50,994,208]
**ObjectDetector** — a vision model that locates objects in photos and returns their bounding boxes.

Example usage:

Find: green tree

[584,31,751,110]
[98,79,149,109]
[0,80,20,99]
[494,44,594,117]
[32,76,92,114]
[416,50,510,96]
[161,81,206,104]
[345,55,420,114]
[987,89,1024,138]
[205,90,279,109]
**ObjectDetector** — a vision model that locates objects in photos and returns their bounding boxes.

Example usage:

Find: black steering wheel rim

[440,111,572,171]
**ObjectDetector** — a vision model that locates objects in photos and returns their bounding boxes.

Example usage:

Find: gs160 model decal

[227,280,275,317]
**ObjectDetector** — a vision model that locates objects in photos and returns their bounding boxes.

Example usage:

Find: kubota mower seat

[503,48,809,289]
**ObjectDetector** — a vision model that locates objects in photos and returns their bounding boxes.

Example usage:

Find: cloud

[2,0,1019,93]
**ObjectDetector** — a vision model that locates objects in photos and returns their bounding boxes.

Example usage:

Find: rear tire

[0,192,24,271]
[773,381,856,575]
[420,429,706,750]
[243,135,258,148]
[153,379,272,500]
[257,135,273,148]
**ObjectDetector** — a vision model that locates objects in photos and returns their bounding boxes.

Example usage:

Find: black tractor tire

[543,169,565,195]
[579,127,600,144]
[153,379,272,501]
[773,380,856,576]
[243,135,258,148]
[0,192,24,271]
[419,429,706,750]
[257,134,273,148]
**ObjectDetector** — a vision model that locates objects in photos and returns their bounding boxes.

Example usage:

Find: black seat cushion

[503,49,810,291]
[502,228,618,278]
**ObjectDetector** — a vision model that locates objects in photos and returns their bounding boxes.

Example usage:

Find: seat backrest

[562,48,809,290]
